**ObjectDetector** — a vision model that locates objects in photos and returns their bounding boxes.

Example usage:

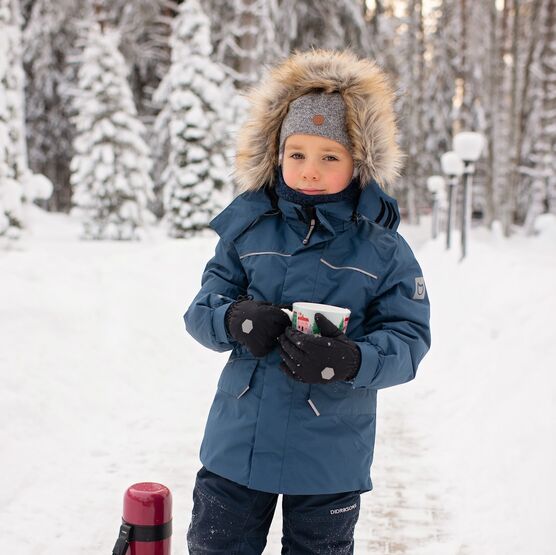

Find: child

[184,49,431,554]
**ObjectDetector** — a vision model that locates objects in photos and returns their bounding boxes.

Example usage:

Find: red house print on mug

[292,311,311,334]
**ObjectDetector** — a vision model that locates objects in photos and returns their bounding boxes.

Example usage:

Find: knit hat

[278,92,352,159]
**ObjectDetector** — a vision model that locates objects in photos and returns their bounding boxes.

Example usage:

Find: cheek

[327,167,353,192]
[281,164,298,188]
[327,180,350,193]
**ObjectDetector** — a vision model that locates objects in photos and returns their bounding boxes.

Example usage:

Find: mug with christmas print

[281,302,351,336]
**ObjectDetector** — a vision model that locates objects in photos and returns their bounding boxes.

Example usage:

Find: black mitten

[225,297,292,358]
[278,313,361,384]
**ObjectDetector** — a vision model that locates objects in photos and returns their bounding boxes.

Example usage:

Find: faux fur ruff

[234,49,403,192]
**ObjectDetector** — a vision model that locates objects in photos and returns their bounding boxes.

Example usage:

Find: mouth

[298,188,325,195]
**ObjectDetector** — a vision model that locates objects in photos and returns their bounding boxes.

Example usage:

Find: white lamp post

[427,175,445,240]
[440,151,464,250]
[453,132,486,259]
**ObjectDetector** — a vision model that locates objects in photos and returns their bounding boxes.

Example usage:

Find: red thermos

[112,482,172,555]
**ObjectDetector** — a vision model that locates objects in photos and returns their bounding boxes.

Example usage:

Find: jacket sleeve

[183,237,248,352]
[349,234,431,390]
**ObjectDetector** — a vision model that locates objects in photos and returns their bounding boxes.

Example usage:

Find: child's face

[282,134,354,195]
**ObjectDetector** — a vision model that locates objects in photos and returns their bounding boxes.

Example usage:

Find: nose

[301,161,320,181]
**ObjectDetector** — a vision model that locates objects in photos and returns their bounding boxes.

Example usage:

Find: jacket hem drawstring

[307,385,320,416]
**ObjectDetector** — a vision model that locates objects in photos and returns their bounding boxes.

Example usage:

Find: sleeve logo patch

[413,277,426,300]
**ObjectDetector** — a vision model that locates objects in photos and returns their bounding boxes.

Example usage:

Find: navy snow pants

[187,467,361,554]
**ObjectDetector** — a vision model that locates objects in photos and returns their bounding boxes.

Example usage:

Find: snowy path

[265,401,460,554]
[354,410,453,554]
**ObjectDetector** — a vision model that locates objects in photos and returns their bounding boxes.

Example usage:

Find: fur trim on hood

[234,49,403,192]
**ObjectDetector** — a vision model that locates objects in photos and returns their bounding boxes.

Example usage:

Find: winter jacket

[184,181,431,494]
[184,49,431,494]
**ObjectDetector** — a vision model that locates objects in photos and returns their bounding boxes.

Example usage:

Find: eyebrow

[285,144,343,154]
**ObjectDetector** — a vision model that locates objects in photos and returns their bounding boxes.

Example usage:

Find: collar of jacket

[277,195,355,237]
[209,179,400,243]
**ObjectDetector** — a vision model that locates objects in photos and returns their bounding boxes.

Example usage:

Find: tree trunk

[504,0,520,236]
[484,0,498,228]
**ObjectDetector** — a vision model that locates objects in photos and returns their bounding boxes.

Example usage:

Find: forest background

[1,0,555,241]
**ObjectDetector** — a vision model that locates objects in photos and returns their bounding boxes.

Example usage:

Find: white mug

[282,302,351,336]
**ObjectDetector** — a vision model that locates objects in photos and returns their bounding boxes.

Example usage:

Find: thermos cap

[123,482,172,526]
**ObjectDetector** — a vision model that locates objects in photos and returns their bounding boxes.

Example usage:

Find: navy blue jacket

[184,180,431,494]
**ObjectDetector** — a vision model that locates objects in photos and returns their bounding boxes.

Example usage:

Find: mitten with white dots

[278,313,361,384]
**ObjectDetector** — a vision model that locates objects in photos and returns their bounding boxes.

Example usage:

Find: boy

[184,49,431,554]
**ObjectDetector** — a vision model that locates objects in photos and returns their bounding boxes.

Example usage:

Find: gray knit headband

[279,92,352,157]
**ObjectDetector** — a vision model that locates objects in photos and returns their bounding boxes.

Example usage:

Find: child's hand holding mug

[278,302,360,384]
[225,296,292,358]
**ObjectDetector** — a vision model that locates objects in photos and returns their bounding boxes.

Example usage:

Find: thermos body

[113,482,172,555]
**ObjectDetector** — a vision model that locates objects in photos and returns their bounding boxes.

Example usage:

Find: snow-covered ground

[1,207,555,554]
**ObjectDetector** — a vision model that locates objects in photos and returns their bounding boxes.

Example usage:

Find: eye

[324,155,339,161]
[289,153,304,160]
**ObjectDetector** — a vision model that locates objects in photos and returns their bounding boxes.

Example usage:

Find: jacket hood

[234,49,403,193]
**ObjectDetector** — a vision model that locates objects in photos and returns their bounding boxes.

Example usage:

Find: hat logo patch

[312,114,325,126]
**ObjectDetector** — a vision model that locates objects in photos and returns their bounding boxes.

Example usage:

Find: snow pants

[187,467,361,554]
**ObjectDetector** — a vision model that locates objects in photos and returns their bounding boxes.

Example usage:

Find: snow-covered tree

[153,0,235,238]
[274,0,370,56]
[521,0,556,232]
[22,0,85,212]
[22,0,176,214]
[70,22,154,240]
[0,0,27,240]
[365,2,404,75]
[422,1,457,175]
[391,0,428,223]
[207,0,282,90]
[104,0,177,116]
[19,0,33,22]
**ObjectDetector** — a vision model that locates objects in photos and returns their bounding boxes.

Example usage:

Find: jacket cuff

[212,301,235,345]
[347,342,381,389]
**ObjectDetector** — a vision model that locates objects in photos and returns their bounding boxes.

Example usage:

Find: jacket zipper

[302,206,317,245]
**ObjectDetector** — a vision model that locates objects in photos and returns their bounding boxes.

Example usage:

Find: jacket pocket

[308,382,374,416]
[217,357,259,399]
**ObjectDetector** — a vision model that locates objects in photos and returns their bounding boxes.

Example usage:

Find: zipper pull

[302,206,316,245]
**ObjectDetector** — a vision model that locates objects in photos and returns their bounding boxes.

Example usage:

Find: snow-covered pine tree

[446,0,490,225]
[19,0,33,23]
[535,0,556,218]
[273,0,370,56]
[394,0,427,223]
[105,0,177,117]
[0,0,27,240]
[207,0,281,90]
[365,1,404,78]
[423,1,457,178]
[108,0,178,217]
[153,0,234,238]
[521,0,556,232]
[22,0,85,212]
[70,21,154,240]
[22,0,176,214]
[481,0,509,227]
